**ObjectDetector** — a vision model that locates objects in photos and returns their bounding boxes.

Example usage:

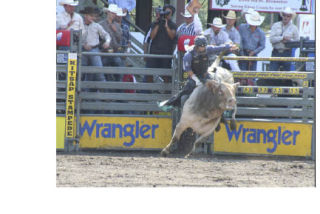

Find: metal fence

[56,31,315,158]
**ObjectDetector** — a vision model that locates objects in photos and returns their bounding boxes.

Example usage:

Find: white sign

[210,0,313,14]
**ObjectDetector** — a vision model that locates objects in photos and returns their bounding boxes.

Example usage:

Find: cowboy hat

[116,7,127,17]
[245,11,265,26]
[59,0,79,6]
[280,7,296,18]
[80,6,100,15]
[181,9,192,18]
[223,10,238,20]
[102,4,118,13]
[241,8,255,18]
[209,17,226,28]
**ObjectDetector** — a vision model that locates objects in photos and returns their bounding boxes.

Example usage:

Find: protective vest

[190,48,209,78]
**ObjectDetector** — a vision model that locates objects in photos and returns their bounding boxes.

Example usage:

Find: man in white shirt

[204,17,240,71]
[56,0,85,32]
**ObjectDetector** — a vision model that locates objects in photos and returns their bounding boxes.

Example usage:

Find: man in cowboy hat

[204,17,240,72]
[269,7,299,72]
[158,35,238,111]
[99,4,123,73]
[78,0,107,21]
[238,10,266,72]
[80,7,111,73]
[108,0,136,27]
[222,10,241,47]
[176,6,202,39]
[56,0,84,32]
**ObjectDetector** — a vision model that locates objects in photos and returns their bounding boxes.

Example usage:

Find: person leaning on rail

[238,10,266,86]
[80,7,111,80]
[204,17,241,72]
[99,3,123,82]
[158,35,238,111]
[269,7,299,72]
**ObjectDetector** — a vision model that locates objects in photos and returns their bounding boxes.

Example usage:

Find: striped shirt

[176,14,203,38]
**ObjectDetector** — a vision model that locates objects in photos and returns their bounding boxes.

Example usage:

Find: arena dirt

[56,150,315,187]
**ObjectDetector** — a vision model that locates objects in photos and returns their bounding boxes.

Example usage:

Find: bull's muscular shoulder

[189,84,222,118]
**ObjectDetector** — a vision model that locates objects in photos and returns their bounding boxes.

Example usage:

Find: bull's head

[206,80,240,110]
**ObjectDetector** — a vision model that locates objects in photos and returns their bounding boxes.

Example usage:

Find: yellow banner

[79,116,172,149]
[213,121,312,157]
[56,117,65,149]
[65,53,77,138]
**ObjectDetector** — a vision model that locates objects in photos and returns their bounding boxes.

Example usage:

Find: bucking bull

[161,54,240,158]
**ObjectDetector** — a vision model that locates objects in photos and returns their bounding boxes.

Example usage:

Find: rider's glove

[191,75,202,86]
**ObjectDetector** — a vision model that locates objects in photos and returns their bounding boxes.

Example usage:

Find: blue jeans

[81,47,105,82]
[269,49,292,71]
[102,56,124,81]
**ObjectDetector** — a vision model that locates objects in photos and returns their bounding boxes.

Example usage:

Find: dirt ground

[56,150,315,187]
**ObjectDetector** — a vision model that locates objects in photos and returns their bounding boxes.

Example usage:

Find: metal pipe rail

[231,71,314,79]
[81,51,174,59]
[222,56,314,62]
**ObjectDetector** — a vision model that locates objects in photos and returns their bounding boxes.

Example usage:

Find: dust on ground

[56,150,315,187]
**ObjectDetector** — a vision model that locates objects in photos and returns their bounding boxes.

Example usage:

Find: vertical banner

[65,53,77,138]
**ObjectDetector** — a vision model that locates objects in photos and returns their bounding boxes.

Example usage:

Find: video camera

[158,8,170,24]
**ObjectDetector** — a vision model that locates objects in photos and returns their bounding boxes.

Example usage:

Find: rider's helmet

[194,35,208,47]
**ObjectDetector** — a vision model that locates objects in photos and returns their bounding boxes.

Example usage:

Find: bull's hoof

[160,149,169,157]
[230,120,237,130]
[215,123,221,132]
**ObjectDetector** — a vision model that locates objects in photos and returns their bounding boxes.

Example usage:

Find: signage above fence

[210,0,313,14]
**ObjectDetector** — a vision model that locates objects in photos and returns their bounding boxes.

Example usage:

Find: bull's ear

[233,82,240,90]
[206,79,220,91]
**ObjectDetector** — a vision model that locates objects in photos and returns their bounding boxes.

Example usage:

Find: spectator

[143,6,162,56]
[222,10,241,47]
[107,0,136,27]
[269,7,299,71]
[114,6,131,65]
[56,0,85,80]
[99,4,123,74]
[158,35,238,111]
[176,6,202,39]
[145,4,177,83]
[238,11,265,72]
[78,0,107,21]
[56,0,65,15]
[56,0,85,32]
[204,17,240,71]
[80,6,111,82]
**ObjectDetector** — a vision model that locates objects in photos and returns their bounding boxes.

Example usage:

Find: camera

[159,9,170,24]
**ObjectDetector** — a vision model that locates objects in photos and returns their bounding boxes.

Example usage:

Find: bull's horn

[213,50,227,68]
[233,82,240,89]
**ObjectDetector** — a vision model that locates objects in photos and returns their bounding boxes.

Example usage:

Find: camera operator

[145,4,177,83]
